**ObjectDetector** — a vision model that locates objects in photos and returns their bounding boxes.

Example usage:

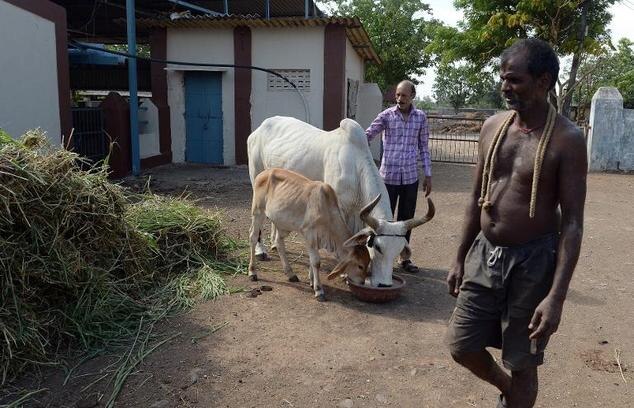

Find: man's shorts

[446,231,558,370]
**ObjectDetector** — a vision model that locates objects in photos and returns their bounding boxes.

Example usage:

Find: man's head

[499,38,559,111]
[395,80,416,113]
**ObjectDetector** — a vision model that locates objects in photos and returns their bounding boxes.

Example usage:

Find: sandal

[400,260,419,273]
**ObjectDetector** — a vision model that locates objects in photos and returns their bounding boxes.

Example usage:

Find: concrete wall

[138,99,160,159]
[345,40,364,82]
[251,27,325,129]
[356,83,383,161]
[622,109,634,170]
[587,87,633,171]
[0,1,60,145]
[165,28,235,164]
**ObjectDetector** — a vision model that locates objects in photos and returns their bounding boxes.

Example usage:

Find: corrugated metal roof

[136,15,381,64]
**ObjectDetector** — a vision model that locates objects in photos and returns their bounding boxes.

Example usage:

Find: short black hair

[500,38,559,90]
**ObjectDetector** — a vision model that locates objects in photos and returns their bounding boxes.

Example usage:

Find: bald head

[397,80,416,96]
[395,80,416,113]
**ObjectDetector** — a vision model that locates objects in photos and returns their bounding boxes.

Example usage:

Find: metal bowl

[347,275,406,303]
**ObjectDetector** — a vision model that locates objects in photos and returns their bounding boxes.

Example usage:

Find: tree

[414,95,436,110]
[322,0,438,91]
[574,38,634,110]
[433,62,498,112]
[427,0,617,114]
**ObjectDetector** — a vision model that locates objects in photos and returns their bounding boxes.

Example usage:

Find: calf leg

[249,213,266,281]
[255,229,270,261]
[275,231,299,282]
[307,247,325,301]
[270,224,278,251]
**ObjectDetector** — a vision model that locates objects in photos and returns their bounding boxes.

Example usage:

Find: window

[267,69,311,91]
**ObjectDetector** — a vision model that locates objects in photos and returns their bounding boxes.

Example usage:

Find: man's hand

[423,176,432,197]
[447,262,464,297]
[528,296,565,339]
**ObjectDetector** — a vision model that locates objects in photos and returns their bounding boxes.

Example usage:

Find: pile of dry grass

[0,130,243,386]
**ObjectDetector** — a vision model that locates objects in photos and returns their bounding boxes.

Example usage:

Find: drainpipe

[305,0,309,18]
[265,0,270,19]
[224,0,228,15]
[126,0,140,176]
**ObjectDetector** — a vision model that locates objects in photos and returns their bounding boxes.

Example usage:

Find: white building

[0,0,71,145]
[139,15,383,165]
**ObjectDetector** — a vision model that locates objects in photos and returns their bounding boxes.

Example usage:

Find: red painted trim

[150,29,173,166]
[233,26,252,165]
[323,24,346,131]
[4,0,71,143]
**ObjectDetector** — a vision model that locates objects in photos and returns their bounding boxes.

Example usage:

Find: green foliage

[433,62,501,111]
[0,129,15,145]
[426,0,617,113]
[414,95,436,110]
[105,44,151,58]
[324,0,438,90]
[575,39,634,109]
[0,132,244,385]
[429,0,615,66]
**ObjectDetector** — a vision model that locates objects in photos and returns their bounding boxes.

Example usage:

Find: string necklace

[478,104,557,218]
[517,123,545,134]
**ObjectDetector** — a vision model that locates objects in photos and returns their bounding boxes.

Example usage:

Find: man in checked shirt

[365,80,432,273]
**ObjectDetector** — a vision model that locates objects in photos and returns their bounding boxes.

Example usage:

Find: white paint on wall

[167,70,186,162]
[0,1,60,145]
[357,83,383,161]
[138,98,160,159]
[345,40,364,82]
[251,27,325,130]
[166,28,236,164]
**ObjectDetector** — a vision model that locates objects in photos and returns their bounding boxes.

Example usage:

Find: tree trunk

[561,0,590,118]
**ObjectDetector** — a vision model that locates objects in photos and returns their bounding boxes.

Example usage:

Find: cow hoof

[249,274,258,282]
[316,294,326,302]
[289,275,299,283]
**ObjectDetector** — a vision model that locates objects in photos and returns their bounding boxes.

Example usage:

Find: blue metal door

[185,71,223,164]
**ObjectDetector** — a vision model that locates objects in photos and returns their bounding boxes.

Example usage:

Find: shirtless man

[446,38,587,407]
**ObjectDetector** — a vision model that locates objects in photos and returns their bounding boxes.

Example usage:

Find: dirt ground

[8,163,633,407]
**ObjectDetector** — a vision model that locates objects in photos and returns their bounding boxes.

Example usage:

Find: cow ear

[327,261,347,280]
[343,227,373,248]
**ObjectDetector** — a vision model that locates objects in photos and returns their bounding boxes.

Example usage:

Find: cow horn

[359,194,381,230]
[403,198,435,230]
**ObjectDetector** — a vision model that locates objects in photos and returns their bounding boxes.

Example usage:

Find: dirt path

[12,163,633,407]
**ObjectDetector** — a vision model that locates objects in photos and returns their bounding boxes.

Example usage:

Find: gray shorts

[446,231,558,370]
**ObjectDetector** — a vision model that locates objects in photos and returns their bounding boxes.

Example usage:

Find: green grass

[0,131,247,405]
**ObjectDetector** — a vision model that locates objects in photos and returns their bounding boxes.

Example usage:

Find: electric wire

[68,40,311,123]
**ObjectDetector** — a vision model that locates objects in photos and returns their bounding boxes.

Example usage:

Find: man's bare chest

[491,134,555,186]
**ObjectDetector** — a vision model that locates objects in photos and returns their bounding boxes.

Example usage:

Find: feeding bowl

[347,275,406,303]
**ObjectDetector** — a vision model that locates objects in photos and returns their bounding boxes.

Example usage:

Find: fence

[427,115,484,164]
[70,107,108,163]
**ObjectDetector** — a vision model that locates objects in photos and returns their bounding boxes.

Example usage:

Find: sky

[416,0,634,99]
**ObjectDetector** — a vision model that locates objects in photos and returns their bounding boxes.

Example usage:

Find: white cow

[247,116,435,287]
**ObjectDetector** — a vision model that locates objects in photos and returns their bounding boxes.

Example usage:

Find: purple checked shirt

[365,105,432,185]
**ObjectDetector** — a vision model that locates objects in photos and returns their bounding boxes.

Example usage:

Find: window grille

[268,69,311,91]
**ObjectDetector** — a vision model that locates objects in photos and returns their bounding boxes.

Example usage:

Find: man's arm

[529,127,588,339]
[365,111,386,142]
[418,113,432,196]
[447,119,490,296]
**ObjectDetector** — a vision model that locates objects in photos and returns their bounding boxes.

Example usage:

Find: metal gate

[71,107,108,163]
[427,115,484,164]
